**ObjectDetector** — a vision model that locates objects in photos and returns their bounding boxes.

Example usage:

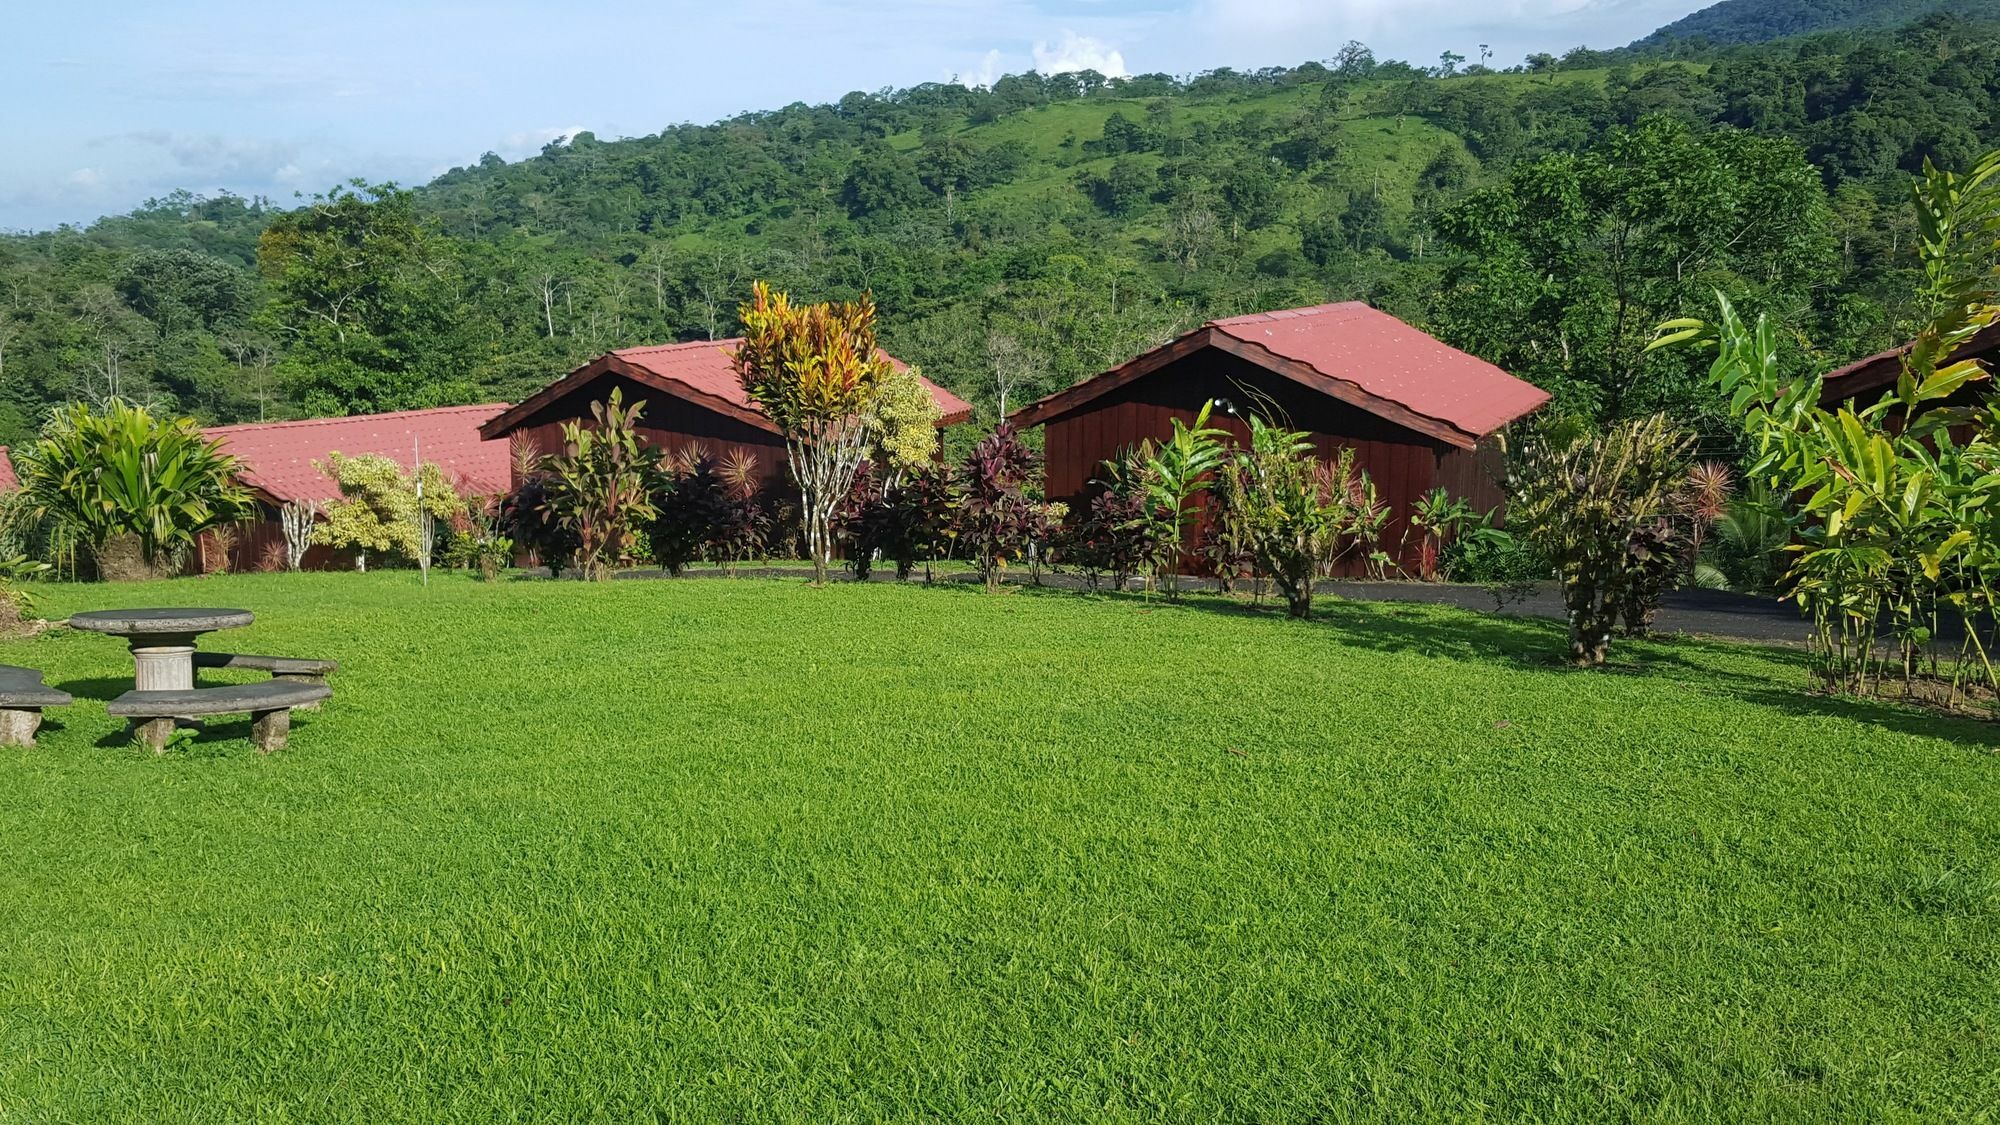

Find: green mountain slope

[1,16,1997,442]
[1632,0,1988,48]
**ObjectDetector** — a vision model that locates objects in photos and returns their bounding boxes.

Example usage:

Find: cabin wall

[1042,349,1491,575]
[494,372,791,490]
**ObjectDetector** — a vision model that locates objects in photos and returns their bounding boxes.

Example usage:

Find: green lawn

[2,572,1995,1121]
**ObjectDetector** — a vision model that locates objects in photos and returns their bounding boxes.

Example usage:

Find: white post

[414,436,431,588]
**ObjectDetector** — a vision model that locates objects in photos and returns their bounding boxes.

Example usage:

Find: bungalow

[1008,301,1551,573]
[201,404,515,571]
[477,340,973,490]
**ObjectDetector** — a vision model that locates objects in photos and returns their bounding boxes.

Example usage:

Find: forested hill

[2,14,1999,447]
[1631,0,1991,49]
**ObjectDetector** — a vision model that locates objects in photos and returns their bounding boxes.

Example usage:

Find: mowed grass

[2,572,1996,1121]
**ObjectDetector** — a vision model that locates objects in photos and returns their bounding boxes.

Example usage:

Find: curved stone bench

[108,679,332,753]
[195,652,338,710]
[0,665,73,747]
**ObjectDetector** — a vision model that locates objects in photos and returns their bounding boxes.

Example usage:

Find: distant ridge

[1632,0,1990,48]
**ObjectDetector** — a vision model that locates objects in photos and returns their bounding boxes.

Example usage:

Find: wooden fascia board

[599,355,780,436]
[477,353,782,439]
[1007,328,1216,429]
[1204,332,1480,449]
[477,357,617,440]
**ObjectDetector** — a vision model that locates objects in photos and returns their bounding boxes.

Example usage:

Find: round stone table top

[69,607,254,637]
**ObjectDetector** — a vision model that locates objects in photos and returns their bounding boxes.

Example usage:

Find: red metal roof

[480,338,973,441]
[206,404,514,505]
[1208,303,1548,439]
[0,447,15,492]
[1011,302,1549,447]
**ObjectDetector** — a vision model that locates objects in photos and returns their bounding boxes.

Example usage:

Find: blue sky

[2,0,1707,231]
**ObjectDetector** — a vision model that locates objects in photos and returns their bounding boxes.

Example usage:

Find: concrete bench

[0,665,73,747]
[196,652,337,710]
[108,679,332,753]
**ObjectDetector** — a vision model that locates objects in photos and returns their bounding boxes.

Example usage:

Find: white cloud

[108,131,302,181]
[498,126,590,161]
[956,48,1007,89]
[1031,31,1129,78]
[68,168,105,189]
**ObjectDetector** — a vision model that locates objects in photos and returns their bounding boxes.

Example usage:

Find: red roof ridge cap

[205,403,511,435]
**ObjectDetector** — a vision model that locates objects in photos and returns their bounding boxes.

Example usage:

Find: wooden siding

[1040,347,1506,575]
[496,372,790,491]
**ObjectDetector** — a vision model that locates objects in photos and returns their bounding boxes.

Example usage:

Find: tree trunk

[1566,581,1614,667]
[94,533,156,582]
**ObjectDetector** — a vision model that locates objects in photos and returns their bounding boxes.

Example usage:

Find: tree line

[0,13,1996,448]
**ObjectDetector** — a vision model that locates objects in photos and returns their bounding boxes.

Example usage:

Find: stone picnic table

[68,608,254,692]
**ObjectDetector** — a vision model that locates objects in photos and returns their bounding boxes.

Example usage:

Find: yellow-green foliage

[315,453,464,560]
[869,366,944,479]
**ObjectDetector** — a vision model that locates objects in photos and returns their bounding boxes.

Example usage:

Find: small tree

[537,388,658,581]
[316,452,463,572]
[868,366,944,487]
[18,398,249,580]
[731,282,893,584]
[1507,414,1696,666]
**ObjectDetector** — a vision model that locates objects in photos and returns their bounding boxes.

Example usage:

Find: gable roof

[478,338,974,441]
[1822,321,2000,405]
[1009,302,1550,448]
[206,403,515,506]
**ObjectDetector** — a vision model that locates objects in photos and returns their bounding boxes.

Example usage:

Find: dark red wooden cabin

[1821,321,2000,413]
[1008,302,1551,574]
[479,340,973,489]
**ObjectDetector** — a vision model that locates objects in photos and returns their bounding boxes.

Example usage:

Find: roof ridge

[616,338,743,353]
[205,403,511,435]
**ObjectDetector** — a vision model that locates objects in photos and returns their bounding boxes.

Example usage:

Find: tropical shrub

[500,473,580,577]
[651,443,734,576]
[1709,483,1792,593]
[1651,147,2000,701]
[1506,414,1697,666]
[1406,488,1488,582]
[537,388,658,581]
[731,281,892,584]
[883,463,959,581]
[836,461,889,580]
[316,452,465,572]
[0,554,50,636]
[956,423,1041,592]
[1200,457,1257,594]
[1235,417,1378,618]
[1137,401,1228,598]
[1055,484,1152,593]
[17,398,249,580]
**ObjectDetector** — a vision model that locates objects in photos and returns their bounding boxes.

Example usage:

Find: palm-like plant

[1139,400,1228,598]
[18,398,249,580]
[1235,417,1373,619]
[1651,147,2000,699]
[538,388,658,580]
